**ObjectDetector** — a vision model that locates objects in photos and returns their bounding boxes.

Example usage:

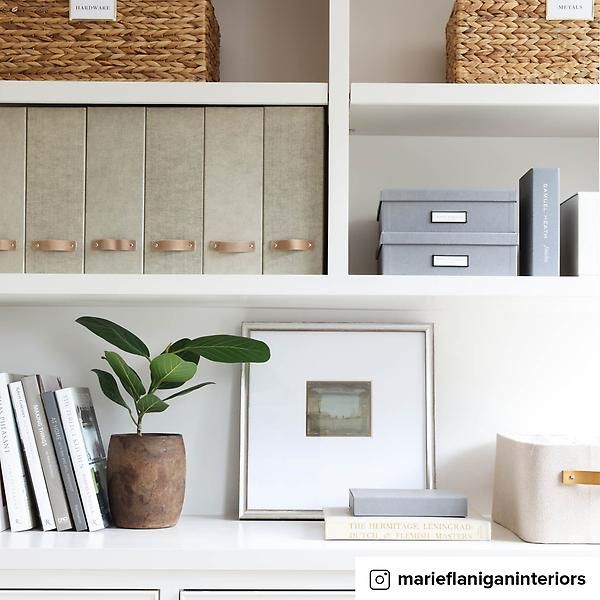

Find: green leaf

[136,394,169,415]
[103,351,146,400]
[175,335,271,364]
[163,382,215,401]
[91,369,130,410]
[77,316,150,358]
[150,353,197,390]
[167,338,200,365]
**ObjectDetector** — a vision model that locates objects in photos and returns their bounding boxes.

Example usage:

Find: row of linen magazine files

[0,374,110,532]
[0,106,326,275]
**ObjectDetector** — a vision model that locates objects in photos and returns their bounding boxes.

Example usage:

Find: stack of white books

[0,374,110,533]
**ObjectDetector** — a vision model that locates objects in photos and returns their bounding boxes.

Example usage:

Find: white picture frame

[239,323,436,520]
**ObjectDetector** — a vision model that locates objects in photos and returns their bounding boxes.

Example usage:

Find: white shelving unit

[1,274,600,309]
[350,83,599,137]
[0,81,329,106]
[1,1,599,597]
[2,517,598,573]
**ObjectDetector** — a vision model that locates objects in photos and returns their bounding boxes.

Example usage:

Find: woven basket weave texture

[0,0,220,81]
[447,0,599,83]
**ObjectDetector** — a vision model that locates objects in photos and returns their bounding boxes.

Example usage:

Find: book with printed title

[324,507,491,541]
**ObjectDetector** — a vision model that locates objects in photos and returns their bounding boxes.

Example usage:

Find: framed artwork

[239,323,436,520]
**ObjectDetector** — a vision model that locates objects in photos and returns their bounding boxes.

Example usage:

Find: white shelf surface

[350,83,600,137]
[0,275,599,308]
[0,517,597,573]
[0,81,329,106]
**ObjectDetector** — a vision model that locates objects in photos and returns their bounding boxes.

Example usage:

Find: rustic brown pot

[107,433,186,529]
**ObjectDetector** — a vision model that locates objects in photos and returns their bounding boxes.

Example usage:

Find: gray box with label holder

[350,488,468,517]
[378,188,518,234]
[378,232,518,276]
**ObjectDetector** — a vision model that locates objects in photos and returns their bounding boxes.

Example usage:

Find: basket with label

[0,1,220,81]
[446,0,599,83]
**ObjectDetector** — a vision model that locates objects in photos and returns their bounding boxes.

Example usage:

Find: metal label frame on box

[239,322,436,520]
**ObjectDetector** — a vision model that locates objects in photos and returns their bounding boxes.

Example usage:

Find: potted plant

[76,316,270,529]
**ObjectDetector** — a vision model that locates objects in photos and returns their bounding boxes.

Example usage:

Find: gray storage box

[350,489,468,517]
[378,232,518,276]
[379,189,518,233]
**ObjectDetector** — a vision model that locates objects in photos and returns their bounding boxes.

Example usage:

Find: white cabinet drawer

[0,592,158,600]
[182,594,353,600]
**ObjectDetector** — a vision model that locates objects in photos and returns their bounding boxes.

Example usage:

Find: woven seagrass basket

[447,0,599,83]
[0,0,220,81]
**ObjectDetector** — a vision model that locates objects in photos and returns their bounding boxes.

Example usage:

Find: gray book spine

[519,168,560,276]
[22,375,73,531]
[41,391,88,531]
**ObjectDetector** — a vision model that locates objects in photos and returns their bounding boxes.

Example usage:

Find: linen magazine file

[25,107,86,273]
[84,107,145,274]
[203,107,264,274]
[0,107,25,273]
[145,107,205,274]
[263,107,326,274]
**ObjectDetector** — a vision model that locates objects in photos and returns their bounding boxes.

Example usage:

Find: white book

[8,380,56,531]
[0,374,37,532]
[323,507,491,541]
[55,387,107,531]
[561,192,600,276]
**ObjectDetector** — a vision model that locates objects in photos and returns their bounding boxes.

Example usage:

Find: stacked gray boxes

[377,189,518,276]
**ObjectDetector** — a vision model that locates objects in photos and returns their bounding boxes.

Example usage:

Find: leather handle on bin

[0,240,16,251]
[209,241,255,253]
[92,239,136,251]
[270,239,314,251]
[152,240,196,252]
[31,240,77,252]
[562,470,600,485]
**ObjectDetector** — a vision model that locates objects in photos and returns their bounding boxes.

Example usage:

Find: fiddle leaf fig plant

[77,316,270,436]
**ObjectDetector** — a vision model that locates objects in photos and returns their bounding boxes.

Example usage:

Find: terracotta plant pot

[107,433,186,529]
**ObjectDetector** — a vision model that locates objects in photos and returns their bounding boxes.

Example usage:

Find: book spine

[42,391,88,531]
[0,378,36,531]
[8,381,56,531]
[54,388,105,531]
[0,471,9,531]
[22,377,73,531]
[577,193,600,276]
[527,169,560,276]
[325,519,491,541]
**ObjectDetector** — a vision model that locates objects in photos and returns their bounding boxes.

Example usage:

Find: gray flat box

[378,232,518,276]
[379,188,518,234]
[350,489,468,517]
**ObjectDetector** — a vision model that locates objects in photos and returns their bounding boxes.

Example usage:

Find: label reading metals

[70,0,117,21]
[546,0,595,20]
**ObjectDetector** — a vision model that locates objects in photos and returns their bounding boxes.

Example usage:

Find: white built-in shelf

[0,275,599,309]
[0,517,597,573]
[0,81,329,106]
[350,83,600,137]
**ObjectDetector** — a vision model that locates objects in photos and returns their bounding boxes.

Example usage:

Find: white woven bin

[493,434,600,544]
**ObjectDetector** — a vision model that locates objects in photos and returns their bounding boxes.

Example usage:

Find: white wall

[1,302,599,518]
[350,136,600,274]
[351,0,456,82]
[213,0,329,82]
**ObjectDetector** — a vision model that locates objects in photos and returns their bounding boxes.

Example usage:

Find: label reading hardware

[70,0,117,21]
[546,0,595,20]
[431,211,468,224]
[432,255,469,268]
